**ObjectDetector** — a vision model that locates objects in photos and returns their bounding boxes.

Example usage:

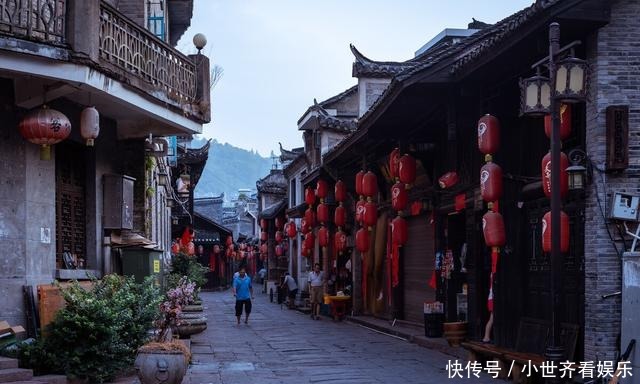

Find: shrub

[19,275,162,383]
[170,252,209,288]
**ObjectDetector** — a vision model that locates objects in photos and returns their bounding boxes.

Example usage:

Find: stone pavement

[116,290,496,384]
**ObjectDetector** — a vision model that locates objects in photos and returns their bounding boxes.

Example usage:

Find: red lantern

[480,160,503,202]
[171,241,180,254]
[318,226,329,247]
[304,232,315,251]
[275,231,283,243]
[391,182,408,212]
[410,201,422,216]
[275,216,284,230]
[260,219,267,230]
[391,216,408,247]
[389,147,401,181]
[362,171,378,198]
[455,193,466,211]
[363,201,377,229]
[226,235,233,247]
[482,210,506,247]
[226,247,232,258]
[300,217,309,234]
[334,205,346,228]
[260,231,267,241]
[356,228,369,253]
[335,180,347,202]
[260,243,267,254]
[305,208,316,228]
[286,221,297,238]
[275,244,284,256]
[305,187,315,207]
[18,106,72,160]
[229,243,235,252]
[542,210,570,253]
[317,203,329,224]
[316,179,328,201]
[399,154,417,187]
[335,230,347,253]
[355,170,365,196]
[213,244,220,254]
[438,171,459,189]
[478,114,500,154]
[355,199,366,224]
[541,151,569,199]
[544,104,572,140]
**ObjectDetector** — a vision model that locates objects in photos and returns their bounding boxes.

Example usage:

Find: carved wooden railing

[99,1,196,102]
[0,0,66,43]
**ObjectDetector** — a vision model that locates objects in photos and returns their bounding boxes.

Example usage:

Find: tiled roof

[256,169,287,195]
[318,85,358,108]
[351,44,420,78]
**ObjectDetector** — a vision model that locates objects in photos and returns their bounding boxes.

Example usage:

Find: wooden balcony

[0,0,66,44]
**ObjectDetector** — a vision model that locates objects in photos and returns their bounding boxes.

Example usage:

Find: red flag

[180,226,192,246]
[428,270,437,289]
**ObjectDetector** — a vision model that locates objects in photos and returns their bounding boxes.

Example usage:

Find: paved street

[182,290,496,384]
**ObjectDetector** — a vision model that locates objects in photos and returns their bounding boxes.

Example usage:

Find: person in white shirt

[307,263,325,320]
[280,272,298,309]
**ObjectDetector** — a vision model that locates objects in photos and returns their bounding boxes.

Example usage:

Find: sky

[177,0,534,158]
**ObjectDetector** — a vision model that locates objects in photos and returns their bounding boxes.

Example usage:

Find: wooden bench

[461,318,579,383]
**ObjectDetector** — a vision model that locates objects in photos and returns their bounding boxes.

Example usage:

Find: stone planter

[443,321,467,347]
[135,349,188,384]
[174,314,207,338]
[182,304,203,312]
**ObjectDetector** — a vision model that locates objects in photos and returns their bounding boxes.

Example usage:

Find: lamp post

[520,23,587,383]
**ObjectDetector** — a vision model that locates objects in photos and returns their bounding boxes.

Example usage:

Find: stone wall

[584,0,640,361]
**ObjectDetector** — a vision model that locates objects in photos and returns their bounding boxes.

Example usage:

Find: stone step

[0,381,46,384]
[32,375,67,384]
[0,357,18,370]
[0,368,34,383]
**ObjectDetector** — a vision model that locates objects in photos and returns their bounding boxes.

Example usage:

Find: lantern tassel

[40,144,51,161]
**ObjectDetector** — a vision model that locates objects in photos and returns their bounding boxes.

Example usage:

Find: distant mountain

[191,138,273,201]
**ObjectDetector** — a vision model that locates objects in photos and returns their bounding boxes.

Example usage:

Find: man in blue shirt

[232,267,254,325]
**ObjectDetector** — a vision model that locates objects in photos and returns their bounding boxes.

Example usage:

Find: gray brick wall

[584,0,640,361]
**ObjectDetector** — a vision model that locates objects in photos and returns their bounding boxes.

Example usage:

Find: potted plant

[134,277,193,384]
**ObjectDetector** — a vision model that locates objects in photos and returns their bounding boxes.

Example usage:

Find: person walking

[281,272,298,309]
[232,267,254,325]
[308,263,325,320]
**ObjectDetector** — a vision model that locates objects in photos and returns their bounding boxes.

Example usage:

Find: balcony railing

[0,0,66,43]
[98,1,196,102]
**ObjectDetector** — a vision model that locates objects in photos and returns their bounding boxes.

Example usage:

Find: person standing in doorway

[232,267,254,325]
[308,263,325,320]
[281,272,298,309]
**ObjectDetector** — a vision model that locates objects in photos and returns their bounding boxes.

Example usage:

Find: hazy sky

[177,0,534,158]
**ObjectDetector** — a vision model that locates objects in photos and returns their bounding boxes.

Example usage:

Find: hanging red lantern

[260,219,267,230]
[391,216,408,247]
[275,231,283,243]
[438,171,459,189]
[300,217,309,234]
[229,243,235,252]
[541,151,569,199]
[544,104,572,140]
[335,180,347,202]
[80,106,100,146]
[542,210,570,253]
[478,114,500,154]
[304,232,315,251]
[260,243,267,254]
[305,187,315,207]
[363,201,377,229]
[355,170,365,196]
[362,171,378,198]
[275,216,284,230]
[226,235,233,247]
[410,201,422,216]
[18,106,72,160]
[355,199,366,224]
[316,179,328,201]
[455,193,466,211]
[482,210,506,248]
[335,230,347,254]
[391,182,408,212]
[356,228,370,253]
[275,244,284,256]
[389,147,401,181]
[226,247,232,258]
[318,226,329,248]
[334,205,346,228]
[480,159,503,202]
[316,203,329,225]
[399,154,417,187]
[305,208,316,228]
[260,231,267,241]
[213,244,220,254]
[286,221,297,238]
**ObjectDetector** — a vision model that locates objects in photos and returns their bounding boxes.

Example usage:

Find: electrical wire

[590,160,622,257]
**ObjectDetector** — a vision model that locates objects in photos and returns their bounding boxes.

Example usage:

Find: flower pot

[443,321,467,347]
[135,349,187,384]
[182,304,203,312]
[174,316,207,338]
